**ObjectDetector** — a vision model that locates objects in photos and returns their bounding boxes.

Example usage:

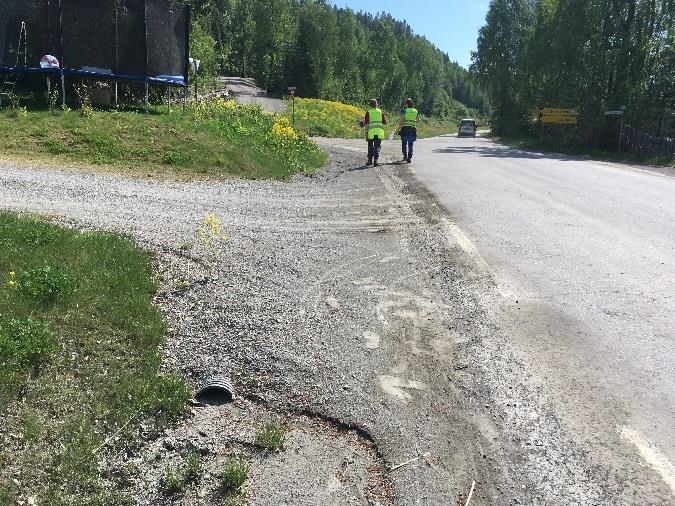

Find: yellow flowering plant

[198,212,228,249]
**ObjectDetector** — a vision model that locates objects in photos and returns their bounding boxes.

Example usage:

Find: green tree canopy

[185,0,490,117]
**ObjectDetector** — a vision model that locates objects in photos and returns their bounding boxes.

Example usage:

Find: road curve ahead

[410,134,675,503]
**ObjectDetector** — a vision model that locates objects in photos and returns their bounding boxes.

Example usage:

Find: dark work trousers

[367,136,382,161]
[400,126,417,159]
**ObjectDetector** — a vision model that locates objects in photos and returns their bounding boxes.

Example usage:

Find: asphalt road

[406,134,675,502]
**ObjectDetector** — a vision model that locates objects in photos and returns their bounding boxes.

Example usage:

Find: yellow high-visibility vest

[367,108,385,140]
[403,107,418,127]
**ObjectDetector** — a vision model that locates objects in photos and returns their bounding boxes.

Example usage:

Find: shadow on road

[432,145,576,161]
[348,160,408,171]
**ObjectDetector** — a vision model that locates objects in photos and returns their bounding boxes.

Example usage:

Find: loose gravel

[0,142,578,504]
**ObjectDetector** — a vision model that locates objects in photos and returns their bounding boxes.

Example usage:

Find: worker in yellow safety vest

[398,98,419,163]
[364,99,388,167]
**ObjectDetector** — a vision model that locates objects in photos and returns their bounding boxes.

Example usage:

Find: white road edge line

[620,426,675,495]
[440,217,515,299]
[441,217,491,272]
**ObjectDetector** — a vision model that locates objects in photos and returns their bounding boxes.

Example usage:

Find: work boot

[373,159,379,167]
[402,154,408,161]
[366,157,373,166]
[407,158,412,163]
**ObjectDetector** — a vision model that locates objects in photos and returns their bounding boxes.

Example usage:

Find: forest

[185,0,489,118]
[472,0,674,145]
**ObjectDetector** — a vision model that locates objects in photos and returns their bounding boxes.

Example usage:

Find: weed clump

[160,451,203,495]
[15,265,77,306]
[0,316,57,368]
[161,466,185,495]
[255,418,286,451]
[219,456,249,494]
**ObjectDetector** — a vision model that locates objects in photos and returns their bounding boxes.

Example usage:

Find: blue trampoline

[0,0,190,104]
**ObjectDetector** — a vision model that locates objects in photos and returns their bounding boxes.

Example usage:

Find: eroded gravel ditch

[1,145,532,504]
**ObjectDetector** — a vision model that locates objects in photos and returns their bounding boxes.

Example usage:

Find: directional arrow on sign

[541,107,577,116]
[540,115,578,124]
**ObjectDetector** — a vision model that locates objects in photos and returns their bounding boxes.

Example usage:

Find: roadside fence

[623,125,675,157]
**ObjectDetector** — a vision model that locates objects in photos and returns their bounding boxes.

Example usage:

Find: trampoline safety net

[0,0,190,86]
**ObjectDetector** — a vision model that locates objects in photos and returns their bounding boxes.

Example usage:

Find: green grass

[284,97,366,138]
[0,100,326,181]
[414,116,460,139]
[282,97,464,139]
[254,418,286,451]
[494,135,674,167]
[0,211,189,504]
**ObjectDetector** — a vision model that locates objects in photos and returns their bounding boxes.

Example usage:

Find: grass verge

[494,136,674,167]
[282,97,461,139]
[0,211,189,504]
[0,100,326,181]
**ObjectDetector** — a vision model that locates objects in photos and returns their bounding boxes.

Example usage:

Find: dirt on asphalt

[1,142,555,505]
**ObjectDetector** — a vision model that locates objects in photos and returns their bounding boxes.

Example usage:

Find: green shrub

[191,99,325,177]
[0,316,58,368]
[219,456,249,493]
[15,266,77,306]
[255,418,286,451]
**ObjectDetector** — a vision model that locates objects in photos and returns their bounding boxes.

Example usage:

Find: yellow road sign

[540,115,577,124]
[540,107,577,116]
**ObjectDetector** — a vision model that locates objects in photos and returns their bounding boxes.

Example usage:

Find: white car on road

[457,118,477,137]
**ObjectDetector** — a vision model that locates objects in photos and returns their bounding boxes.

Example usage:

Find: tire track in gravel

[0,143,522,505]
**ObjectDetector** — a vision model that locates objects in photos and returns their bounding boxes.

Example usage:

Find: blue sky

[330,0,490,69]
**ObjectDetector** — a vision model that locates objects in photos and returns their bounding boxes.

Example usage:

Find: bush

[15,266,77,306]
[0,316,58,368]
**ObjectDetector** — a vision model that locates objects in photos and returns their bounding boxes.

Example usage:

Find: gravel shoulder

[219,77,287,113]
[1,143,542,504]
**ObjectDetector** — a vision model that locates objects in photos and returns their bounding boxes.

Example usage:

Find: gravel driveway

[218,77,287,114]
[1,145,537,505]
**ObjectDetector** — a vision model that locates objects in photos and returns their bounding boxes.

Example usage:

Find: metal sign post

[605,106,626,150]
[288,86,296,127]
[190,58,200,101]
